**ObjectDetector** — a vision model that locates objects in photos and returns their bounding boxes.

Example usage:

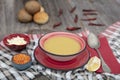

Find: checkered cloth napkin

[0,22,120,80]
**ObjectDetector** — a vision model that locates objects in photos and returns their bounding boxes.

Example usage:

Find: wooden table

[0,0,120,40]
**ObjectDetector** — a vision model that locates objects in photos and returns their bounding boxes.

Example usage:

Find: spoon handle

[96,49,111,73]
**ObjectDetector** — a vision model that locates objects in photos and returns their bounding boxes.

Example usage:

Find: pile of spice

[12,53,31,64]
[18,0,49,24]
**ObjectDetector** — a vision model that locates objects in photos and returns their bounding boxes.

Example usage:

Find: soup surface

[43,36,81,55]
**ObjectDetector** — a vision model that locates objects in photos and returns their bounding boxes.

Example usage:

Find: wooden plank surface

[0,0,120,40]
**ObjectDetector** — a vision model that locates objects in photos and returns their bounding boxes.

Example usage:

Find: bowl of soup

[38,32,86,61]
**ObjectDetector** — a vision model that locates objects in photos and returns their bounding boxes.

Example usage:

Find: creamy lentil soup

[43,36,81,55]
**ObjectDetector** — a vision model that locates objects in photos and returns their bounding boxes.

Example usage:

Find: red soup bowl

[38,32,87,62]
[3,34,30,51]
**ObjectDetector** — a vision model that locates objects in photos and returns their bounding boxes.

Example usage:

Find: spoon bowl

[87,33,100,49]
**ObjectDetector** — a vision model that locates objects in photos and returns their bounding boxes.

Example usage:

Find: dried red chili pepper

[66,27,81,31]
[70,6,76,13]
[53,22,62,28]
[58,9,63,17]
[82,9,97,12]
[81,18,97,21]
[88,22,105,26]
[83,13,97,16]
[74,15,78,23]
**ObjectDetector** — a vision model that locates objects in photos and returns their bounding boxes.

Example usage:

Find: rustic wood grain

[0,0,120,40]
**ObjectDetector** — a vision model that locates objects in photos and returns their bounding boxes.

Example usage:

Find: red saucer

[34,46,90,71]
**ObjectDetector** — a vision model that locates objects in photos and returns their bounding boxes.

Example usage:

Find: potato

[25,0,41,15]
[18,8,32,23]
[33,11,49,24]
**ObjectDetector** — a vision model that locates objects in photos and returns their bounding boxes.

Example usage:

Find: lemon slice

[85,56,101,72]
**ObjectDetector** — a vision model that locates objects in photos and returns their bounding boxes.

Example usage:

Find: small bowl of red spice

[12,53,32,70]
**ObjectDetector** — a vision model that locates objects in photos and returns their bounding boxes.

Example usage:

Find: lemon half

[85,56,101,72]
